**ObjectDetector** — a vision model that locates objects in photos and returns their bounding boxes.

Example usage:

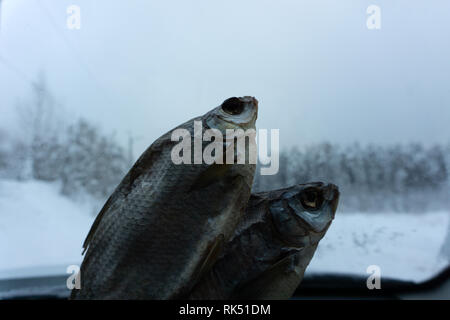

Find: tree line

[0,75,129,202]
[254,142,450,212]
[1,75,448,212]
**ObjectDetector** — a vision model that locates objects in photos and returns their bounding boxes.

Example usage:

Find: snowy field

[0,180,95,279]
[308,211,449,282]
[0,179,449,283]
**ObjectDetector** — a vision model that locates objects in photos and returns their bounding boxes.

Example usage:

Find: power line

[0,53,34,86]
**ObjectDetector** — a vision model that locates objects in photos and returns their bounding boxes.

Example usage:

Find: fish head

[269,182,340,247]
[205,96,258,132]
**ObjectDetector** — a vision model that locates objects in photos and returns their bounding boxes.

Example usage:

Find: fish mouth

[321,183,339,218]
[251,96,258,113]
[329,186,340,216]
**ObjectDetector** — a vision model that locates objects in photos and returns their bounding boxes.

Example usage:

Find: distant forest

[253,143,450,212]
[0,76,449,213]
[0,75,129,202]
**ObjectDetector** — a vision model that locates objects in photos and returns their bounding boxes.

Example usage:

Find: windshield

[0,0,449,292]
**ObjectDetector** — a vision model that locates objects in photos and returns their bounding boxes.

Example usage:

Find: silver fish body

[71,96,258,299]
[187,182,340,300]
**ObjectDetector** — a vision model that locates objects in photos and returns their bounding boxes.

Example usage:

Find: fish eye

[300,188,323,211]
[221,97,245,115]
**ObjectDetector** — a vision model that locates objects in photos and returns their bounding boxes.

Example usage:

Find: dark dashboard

[1,266,448,300]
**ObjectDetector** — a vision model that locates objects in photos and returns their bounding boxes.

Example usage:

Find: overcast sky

[0,0,449,157]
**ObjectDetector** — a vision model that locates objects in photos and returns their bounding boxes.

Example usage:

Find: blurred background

[0,0,449,290]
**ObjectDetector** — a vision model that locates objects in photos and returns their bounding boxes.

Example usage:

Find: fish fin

[232,252,303,300]
[192,234,225,285]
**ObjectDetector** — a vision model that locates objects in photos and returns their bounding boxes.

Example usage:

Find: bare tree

[15,72,66,180]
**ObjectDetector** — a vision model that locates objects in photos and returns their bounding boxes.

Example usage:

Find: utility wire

[0,53,34,86]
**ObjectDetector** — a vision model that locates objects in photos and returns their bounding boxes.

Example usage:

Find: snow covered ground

[308,211,449,282]
[0,179,95,279]
[0,179,449,283]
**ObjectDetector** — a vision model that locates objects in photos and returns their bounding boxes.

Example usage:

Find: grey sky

[0,0,449,158]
